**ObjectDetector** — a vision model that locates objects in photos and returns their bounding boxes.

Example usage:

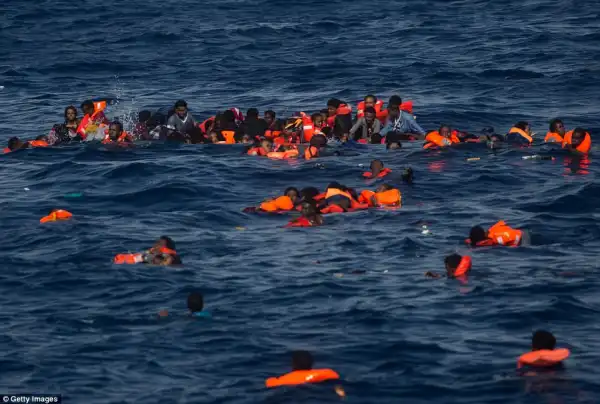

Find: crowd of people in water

[3,94,593,158]
[21,92,586,392]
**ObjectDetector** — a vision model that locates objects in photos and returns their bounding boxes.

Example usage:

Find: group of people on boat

[3,95,592,155]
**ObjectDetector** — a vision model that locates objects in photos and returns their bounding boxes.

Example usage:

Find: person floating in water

[102,121,133,144]
[505,121,533,145]
[266,350,340,388]
[159,291,211,318]
[562,127,591,154]
[114,236,182,266]
[363,159,391,179]
[243,187,300,213]
[285,201,323,227]
[48,106,81,145]
[358,184,401,208]
[425,254,472,278]
[517,330,569,371]
[466,221,523,247]
[544,118,566,143]
[423,124,460,149]
[3,136,49,154]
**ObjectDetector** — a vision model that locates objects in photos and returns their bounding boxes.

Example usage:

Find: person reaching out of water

[167,100,197,135]
[545,118,566,143]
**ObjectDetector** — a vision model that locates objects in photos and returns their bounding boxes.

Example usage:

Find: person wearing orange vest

[114,236,182,266]
[505,121,533,145]
[326,98,353,137]
[78,99,109,139]
[246,138,273,156]
[243,187,300,213]
[425,253,472,279]
[467,220,524,247]
[562,127,592,154]
[423,124,461,149]
[265,350,340,388]
[3,136,49,153]
[264,110,284,138]
[102,121,133,144]
[544,118,566,143]
[356,94,384,120]
[517,330,569,371]
[285,201,324,228]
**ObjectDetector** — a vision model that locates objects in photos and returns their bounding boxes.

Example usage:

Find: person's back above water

[166,100,197,135]
[237,108,267,139]
[466,220,524,247]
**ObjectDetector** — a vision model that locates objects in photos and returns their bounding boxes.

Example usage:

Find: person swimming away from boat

[114,236,182,265]
[466,221,524,247]
[425,254,472,279]
[158,291,211,318]
[285,201,323,227]
[266,350,340,388]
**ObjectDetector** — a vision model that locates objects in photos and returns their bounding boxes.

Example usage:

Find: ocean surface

[2,0,600,403]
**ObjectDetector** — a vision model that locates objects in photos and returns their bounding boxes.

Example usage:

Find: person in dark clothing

[236,108,268,139]
[350,107,381,141]
[132,110,153,140]
[47,106,81,144]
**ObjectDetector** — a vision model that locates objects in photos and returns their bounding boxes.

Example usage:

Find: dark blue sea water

[2,0,600,403]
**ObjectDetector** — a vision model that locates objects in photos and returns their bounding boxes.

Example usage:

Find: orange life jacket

[265,369,340,388]
[423,131,459,149]
[3,147,11,154]
[301,112,315,143]
[265,130,282,139]
[159,247,177,256]
[508,127,533,143]
[28,140,49,148]
[544,132,563,143]
[247,147,268,156]
[93,100,107,113]
[326,104,352,127]
[562,130,591,154]
[453,256,472,277]
[77,110,108,139]
[267,149,299,160]
[114,246,177,265]
[305,145,319,160]
[40,209,73,223]
[260,195,295,212]
[487,220,522,246]
[102,132,131,144]
[517,348,570,369]
[325,188,368,210]
[358,189,401,207]
[222,130,236,144]
[377,101,414,123]
[198,116,215,133]
[362,168,392,179]
[356,100,384,119]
